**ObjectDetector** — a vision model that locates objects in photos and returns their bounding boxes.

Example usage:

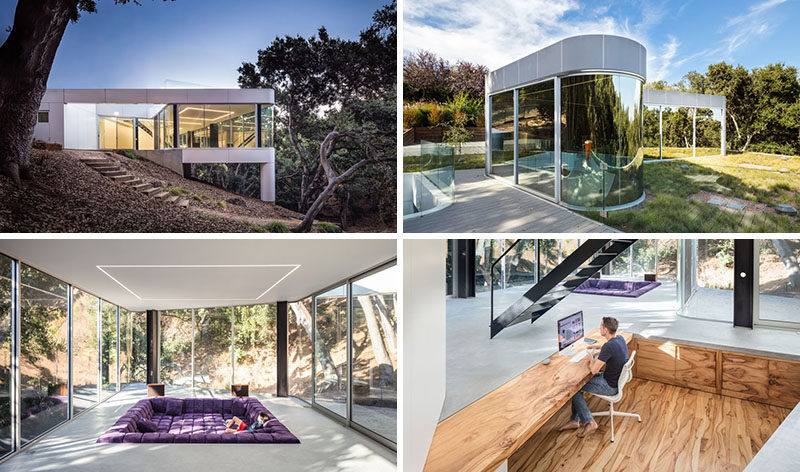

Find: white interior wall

[64,103,98,149]
[402,239,446,472]
[96,103,163,119]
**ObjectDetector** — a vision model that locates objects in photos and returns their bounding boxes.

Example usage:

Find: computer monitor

[557,311,584,354]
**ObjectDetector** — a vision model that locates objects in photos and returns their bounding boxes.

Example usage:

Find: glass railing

[560,150,644,211]
[419,140,455,202]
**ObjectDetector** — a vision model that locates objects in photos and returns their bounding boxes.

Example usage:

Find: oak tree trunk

[0,0,76,184]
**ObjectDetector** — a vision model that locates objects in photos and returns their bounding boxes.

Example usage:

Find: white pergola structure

[642,89,727,158]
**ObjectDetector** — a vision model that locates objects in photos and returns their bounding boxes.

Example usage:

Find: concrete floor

[0,384,396,472]
[444,280,800,421]
[683,286,800,324]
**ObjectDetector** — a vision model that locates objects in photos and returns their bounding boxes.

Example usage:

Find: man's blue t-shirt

[598,335,628,389]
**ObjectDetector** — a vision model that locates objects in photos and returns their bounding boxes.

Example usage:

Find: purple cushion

[231,397,246,417]
[165,398,183,416]
[136,418,157,433]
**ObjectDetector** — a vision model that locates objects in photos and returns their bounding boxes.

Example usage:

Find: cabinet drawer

[768,359,800,409]
[676,345,717,393]
[635,339,676,384]
[721,352,769,401]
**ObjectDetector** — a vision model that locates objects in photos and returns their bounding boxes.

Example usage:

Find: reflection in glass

[101,301,117,397]
[697,239,734,290]
[230,105,256,148]
[314,285,347,417]
[72,289,98,413]
[260,105,274,147]
[99,117,117,149]
[288,298,313,403]
[20,265,68,445]
[136,118,155,150]
[758,239,800,324]
[117,118,134,149]
[490,91,515,180]
[518,81,555,196]
[352,265,397,442]
[560,74,643,210]
[159,310,192,390]
[233,305,277,394]
[0,256,11,455]
[195,307,233,394]
[658,240,679,281]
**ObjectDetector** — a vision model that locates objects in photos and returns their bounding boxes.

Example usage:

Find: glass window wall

[101,301,117,398]
[288,298,312,403]
[351,264,397,443]
[260,105,274,147]
[72,289,98,413]
[0,256,11,456]
[233,305,276,395]
[314,285,348,418]
[518,81,555,196]
[159,309,192,391]
[195,307,233,395]
[758,239,800,324]
[20,265,68,445]
[489,91,515,181]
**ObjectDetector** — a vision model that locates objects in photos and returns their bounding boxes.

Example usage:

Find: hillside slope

[0,149,310,232]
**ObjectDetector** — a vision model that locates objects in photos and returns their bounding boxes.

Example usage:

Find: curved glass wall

[560,73,644,210]
[489,91,515,181]
[518,80,555,196]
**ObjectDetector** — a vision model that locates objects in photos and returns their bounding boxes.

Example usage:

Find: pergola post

[692,107,696,158]
[659,106,663,160]
[721,107,726,156]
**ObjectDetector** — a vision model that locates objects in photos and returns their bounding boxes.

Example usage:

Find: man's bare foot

[577,420,598,438]
[559,420,580,431]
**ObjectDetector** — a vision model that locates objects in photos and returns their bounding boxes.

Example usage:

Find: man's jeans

[571,373,617,424]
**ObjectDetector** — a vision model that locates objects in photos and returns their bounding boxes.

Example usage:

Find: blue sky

[404,0,800,83]
[0,0,385,88]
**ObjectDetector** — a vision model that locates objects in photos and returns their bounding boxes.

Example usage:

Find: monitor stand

[558,347,579,356]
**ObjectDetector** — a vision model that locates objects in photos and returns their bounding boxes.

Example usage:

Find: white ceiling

[0,239,396,311]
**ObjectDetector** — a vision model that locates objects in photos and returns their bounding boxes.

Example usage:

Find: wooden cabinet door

[768,359,800,409]
[721,352,769,402]
[676,345,717,393]
[635,339,676,384]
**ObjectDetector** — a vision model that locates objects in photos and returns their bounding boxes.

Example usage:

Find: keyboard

[569,350,588,363]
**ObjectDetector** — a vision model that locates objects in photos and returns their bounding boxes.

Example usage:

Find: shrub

[169,187,190,196]
[403,103,429,128]
[266,221,290,233]
[313,222,341,233]
[119,150,144,160]
[246,223,267,233]
[428,103,445,126]
[216,200,227,210]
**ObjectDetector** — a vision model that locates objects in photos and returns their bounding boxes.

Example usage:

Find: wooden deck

[404,169,612,233]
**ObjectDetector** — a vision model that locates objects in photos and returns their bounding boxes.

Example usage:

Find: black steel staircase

[490,239,637,338]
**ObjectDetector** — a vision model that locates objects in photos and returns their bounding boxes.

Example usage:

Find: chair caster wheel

[638,419,642,423]
[610,440,614,443]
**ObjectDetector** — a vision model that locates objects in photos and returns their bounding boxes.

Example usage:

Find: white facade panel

[536,42,561,79]
[230,88,274,104]
[41,89,64,103]
[146,89,190,103]
[187,88,229,103]
[64,89,106,103]
[603,35,641,77]
[562,34,603,72]
[64,103,98,149]
[49,104,65,145]
[105,89,148,103]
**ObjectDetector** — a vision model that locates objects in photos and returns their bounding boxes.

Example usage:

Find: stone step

[81,158,107,164]
[85,161,114,167]
[131,183,151,191]
[153,191,169,200]
[93,167,120,173]
[101,170,126,177]
[165,195,179,204]
[178,198,190,208]
[124,179,142,186]
[141,187,160,195]
[110,174,135,181]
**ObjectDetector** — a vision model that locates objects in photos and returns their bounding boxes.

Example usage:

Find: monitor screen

[557,311,584,351]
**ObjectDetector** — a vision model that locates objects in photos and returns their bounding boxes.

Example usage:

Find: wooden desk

[423,329,633,472]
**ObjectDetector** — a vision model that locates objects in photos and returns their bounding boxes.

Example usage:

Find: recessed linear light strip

[96,264,301,301]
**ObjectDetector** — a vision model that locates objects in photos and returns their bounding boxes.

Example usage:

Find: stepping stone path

[79,155,189,208]
[776,203,798,216]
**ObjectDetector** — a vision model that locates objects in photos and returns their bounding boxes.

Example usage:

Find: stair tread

[178,199,190,207]
[166,195,179,203]
[153,192,169,199]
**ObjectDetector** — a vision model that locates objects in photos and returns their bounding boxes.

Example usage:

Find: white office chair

[589,350,641,443]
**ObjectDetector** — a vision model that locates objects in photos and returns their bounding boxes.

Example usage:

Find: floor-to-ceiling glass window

[0,255,12,455]
[489,91,515,181]
[288,298,312,403]
[260,105,274,147]
[758,239,800,325]
[159,309,193,391]
[119,309,131,388]
[195,307,233,395]
[643,105,661,158]
[136,118,155,150]
[164,105,174,148]
[351,264,397,443]
[658,239,679,281]
[683,239,735,322]
[117,118,134,149]
[101,301,117,398]
[230,105,256,148]
[71,289,98,413]
[314,284,348,418]
[517,80,555,197]
[204,105,232,148]
[128,311,147,384]
[560,74,643,210]
[233,305,276,395]
[99,116,117,149]
[20,265,68,445]
[178,105,204,148]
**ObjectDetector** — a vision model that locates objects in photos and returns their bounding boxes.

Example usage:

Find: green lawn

[587,152,800,232]
[643,146,723,159]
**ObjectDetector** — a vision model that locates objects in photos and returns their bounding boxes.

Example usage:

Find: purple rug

[97,397,300,444]
[573,279,661,298]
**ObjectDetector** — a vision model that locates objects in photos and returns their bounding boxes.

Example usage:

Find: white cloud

[720,0,785,58]
[648,35,679,82]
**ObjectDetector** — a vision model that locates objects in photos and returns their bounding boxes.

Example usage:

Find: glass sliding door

[489,91,515,181]
[101,301,117,398]
[758,239,800,325]
[72,289,98,413]
[288,298,312,403]
[99,116,117,149]
[20,265,68,446]
[128,312,147,384]
[159,310,192,391]
[351,264,397,443]
[518,80,555,197]
[314,285,348,418]
[0,255,12,456]
[195,307,232,395]
[233,305,276,395]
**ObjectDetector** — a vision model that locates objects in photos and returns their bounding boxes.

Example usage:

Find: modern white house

[485,34,726,212]
[33,88,276,201]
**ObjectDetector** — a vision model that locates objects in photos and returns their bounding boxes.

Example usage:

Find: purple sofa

[97,397,300,444]
[573,278,661,298]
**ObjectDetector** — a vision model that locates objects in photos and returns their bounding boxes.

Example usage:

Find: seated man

[559,316,628,438]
